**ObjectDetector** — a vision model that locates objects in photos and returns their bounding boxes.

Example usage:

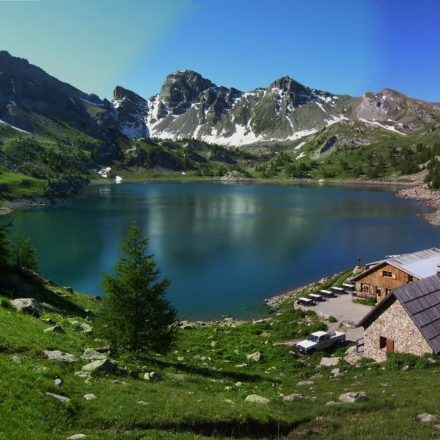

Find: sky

[1,0,440,101]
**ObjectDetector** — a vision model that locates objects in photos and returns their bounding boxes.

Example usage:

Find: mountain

[1,50,439,149]
[111,72,440,146]
[113,70,354,146]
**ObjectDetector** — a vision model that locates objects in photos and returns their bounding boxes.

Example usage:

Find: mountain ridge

[1,50,439,148]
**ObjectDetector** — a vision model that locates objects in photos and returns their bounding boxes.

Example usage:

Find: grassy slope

[1,269,440,439]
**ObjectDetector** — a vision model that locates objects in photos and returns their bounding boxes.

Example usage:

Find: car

[296,330,346,355]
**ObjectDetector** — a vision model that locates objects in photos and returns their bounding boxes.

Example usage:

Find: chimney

[437,264,440,278]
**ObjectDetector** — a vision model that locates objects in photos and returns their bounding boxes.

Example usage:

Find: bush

[0,297,12,309]
[328,316,337,323]
[384,352,418,370]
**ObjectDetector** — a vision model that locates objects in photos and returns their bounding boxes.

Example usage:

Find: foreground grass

[1,269,440,439]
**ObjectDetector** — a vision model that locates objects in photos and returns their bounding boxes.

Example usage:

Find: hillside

[2,266,440,439]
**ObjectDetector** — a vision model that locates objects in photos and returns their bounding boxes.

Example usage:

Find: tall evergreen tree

[10,231,39,272]
[0,215,11,265]
[99,220,177,352]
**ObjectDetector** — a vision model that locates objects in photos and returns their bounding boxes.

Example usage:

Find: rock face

[339,392,367,403]
[245,394,269,404]
[221,171,248,181]
[11,298,41,317]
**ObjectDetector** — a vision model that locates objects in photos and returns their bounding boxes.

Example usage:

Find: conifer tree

[0,214,11,265]
[10,231,39,272]
[99,220,177,352]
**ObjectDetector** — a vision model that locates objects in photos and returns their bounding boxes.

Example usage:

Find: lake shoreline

[0,175,418,216]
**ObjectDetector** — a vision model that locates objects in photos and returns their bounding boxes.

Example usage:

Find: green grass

[2,266,440,438]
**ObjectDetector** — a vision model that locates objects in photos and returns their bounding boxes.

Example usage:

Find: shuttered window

[383,271,393,278]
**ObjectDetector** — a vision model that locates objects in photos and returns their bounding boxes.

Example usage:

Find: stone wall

[364,297,432,362]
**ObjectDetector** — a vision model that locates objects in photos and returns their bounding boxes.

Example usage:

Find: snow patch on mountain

[359,118,407,136]
[0,118,30,134]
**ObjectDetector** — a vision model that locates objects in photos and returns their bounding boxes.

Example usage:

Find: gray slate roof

[357,274,440,354]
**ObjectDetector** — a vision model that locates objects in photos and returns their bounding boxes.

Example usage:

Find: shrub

[328,316,337,323]
[384,352,418,370]
[0,297,12,309]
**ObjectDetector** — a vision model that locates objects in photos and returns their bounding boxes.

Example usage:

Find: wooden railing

[356,338,364,353]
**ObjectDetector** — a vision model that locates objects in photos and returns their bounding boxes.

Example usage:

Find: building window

[361,283,369,293]
[385,288,392,295]
[375,286,381,295]
[382,270,393,278]
[380,336,394,352]
[408,275,414,282]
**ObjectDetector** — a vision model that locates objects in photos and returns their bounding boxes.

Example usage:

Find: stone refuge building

[356,272,440,362]
[352,248,440,302]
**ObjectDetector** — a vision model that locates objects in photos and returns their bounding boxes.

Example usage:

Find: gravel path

[312,293,372,325]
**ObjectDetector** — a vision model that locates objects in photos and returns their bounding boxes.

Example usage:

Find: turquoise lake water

[9,182,440,319]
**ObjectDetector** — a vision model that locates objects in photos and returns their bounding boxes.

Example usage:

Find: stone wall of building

[364,298,432,362]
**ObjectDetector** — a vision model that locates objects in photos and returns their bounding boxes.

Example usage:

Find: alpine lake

[9,181,440,320]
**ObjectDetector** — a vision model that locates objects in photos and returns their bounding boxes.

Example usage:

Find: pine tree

[99,220,177,352]
[10,231,39,272]
[0,215,11,265]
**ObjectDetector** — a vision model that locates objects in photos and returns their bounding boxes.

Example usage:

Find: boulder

[345,346,357,355]
[11,298,41,317]
[331,368,342,378]
[11,356,21,364]
[246,352,261,362]
[40,302,65,314]
[81,349,107,362]
[70,321,93,334]
[44,325,65,334]
[44,350,78,363]
[81,359,117,373]
[245,394,269,404]
[417,413,438,423]
[297,380,314,386]
[68,435,87,440]
[326,401,342,406]
[54,379,62,387]
[339,392,367,403]
[83,394,97,401]
[46,392,70,403]
[281,393,303,402]
[144,371,163,382]
[344,353,363,365]
[320,357,341,367]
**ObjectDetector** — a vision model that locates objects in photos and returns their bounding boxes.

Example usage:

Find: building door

[376,286,382,302]
[386,339,394,353]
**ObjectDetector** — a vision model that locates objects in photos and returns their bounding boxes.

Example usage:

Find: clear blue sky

[1,0,440,102]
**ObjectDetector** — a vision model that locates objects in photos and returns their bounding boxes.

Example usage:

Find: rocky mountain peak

[113,85,146,104]
[269,76,308,95]
[159,70,215,116]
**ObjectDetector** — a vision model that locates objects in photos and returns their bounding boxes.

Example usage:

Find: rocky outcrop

[245,394,269,404]
[11,298,41,317]
[339,392,367,403]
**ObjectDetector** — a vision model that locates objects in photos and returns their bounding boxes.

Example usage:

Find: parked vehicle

[296,330,346,355]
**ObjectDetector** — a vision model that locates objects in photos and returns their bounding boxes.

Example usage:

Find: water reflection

[9,182,440,319]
